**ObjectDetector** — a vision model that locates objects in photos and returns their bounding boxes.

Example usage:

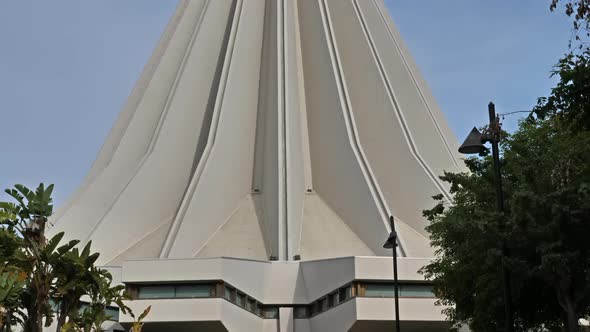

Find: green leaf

[56,239,80,256]
[46,232,65,254]
[81,241,92,259]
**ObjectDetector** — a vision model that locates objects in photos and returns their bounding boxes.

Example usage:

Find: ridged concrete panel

[253,0,280,258]
[358,0,461,178]
[96,0,235,264]
[52,2,189,223]
[284,0,308,261]
[51,0,463,265]
[373,0,462,167]
[299,0,392,256]
[321,0,449,252]
[165,0,266,258]
[52,1,209,243]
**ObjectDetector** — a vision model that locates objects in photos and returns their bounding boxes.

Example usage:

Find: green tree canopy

[421,52,590,331]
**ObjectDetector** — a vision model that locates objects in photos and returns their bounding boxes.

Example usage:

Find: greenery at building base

[0,184,148,332]
[421,48,590,331]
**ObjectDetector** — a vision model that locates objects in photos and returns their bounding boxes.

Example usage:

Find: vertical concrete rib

[53,0,211,245]
[277,0,288,261]
[284,0,310,260]
[165,0,266,259]
[82,0,212,245]
[53,1,190,222]
[93,0,237,263]
[319,0,404,255]
[252,0,279,259]
[351,0,451,202]
[160,0,243,258]
[372,0,462,171]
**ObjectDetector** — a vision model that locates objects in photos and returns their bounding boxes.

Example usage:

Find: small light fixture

[458,127,487,155]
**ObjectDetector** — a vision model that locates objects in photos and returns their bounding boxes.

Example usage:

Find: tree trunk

[24,300,37,332]
[26,288,48,332]
[564,302,579,332]
[35,301,44,332]
[5,310,12,332]
[558,290,579,332]
[55,302,69,332]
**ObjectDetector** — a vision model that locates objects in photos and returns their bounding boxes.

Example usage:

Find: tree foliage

[421,52,590,330]
[551,0,590,48]
[0,184,137,332]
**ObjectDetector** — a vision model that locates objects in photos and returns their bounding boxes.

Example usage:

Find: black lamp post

[458,102,514,332]
[383,215,401,332]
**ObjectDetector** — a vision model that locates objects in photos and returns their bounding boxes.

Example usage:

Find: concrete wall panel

[83,0,234,263]
[309,298,357,332]
[298,0,390,257]
[373,0,463,167]
[51,0,211,245]
[359,0,462,178]
[166,0,266,259]
[52,1,190,222]
[53,0,464,265]
[284,0,307,262]
[324,0,445,248]
[253,0,280,259]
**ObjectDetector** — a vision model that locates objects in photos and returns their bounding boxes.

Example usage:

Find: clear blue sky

[0,1,572,206]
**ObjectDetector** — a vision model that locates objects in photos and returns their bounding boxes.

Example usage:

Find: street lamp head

[458,127,487,155]
[383,231,398,249]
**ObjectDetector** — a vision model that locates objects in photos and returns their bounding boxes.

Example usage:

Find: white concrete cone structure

[49,0,464,331]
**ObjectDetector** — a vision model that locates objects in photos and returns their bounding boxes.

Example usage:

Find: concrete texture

[49,0,464,330]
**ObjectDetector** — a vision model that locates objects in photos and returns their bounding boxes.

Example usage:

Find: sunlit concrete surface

[49,0,463,330]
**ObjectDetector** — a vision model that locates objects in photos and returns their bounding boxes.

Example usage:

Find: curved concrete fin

[194,195,269,260]
[284,0,310,261]
[357,0,462,178]
[166,0,267,258]
[66,0,235,264]
[372,0,464,169]
[52,1,190,222]
[298,0,391,256]
[50,0,215,244]
[251,0,280,259]
[323,0,451,238]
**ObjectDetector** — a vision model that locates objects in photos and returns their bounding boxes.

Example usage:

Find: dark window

[105,306,120,321]
[237,293,246,307]
[294,306,309,319]
[262,306,279,319]
[137,284,214,300]
[328,292,337,307]
[400,284,435,298]
[175,285,213,298]
[138,285,175,299]
[362,283,435,298]
[224,285,234,302]
[338,286,352,302]
[247,299,257,312]
[319,298,328,311]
